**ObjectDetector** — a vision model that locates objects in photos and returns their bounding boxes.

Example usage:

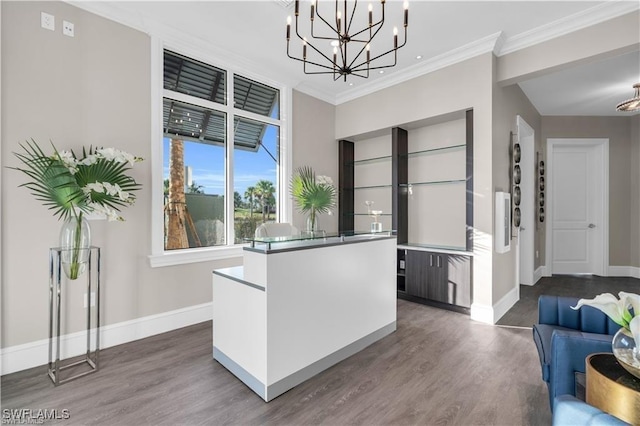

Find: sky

[162,124,279,200]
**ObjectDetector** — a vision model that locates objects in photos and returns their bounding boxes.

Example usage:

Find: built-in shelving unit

[338,109,474,313]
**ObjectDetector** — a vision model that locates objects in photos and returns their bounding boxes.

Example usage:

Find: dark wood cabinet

[405,250,429,299]
[401,249,471,310]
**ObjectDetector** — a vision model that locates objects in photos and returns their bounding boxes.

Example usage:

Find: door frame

[545,138,609,276]
[516,116,535,285]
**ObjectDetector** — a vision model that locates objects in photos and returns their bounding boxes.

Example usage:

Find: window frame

[149,38,292,267]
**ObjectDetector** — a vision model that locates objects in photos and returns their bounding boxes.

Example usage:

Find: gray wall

[540,116,636,267]
[492,74,542,302]
[291,91,337,233]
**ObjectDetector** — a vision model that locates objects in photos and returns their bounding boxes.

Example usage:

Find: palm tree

[244,186,256,218]
[166,138,188,249]
[255,180,275,223]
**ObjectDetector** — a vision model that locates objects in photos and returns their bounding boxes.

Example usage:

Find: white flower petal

[630,316,640,345]
[572,293,627,325]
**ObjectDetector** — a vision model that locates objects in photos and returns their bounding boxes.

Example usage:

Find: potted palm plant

[290,166,336,234]
[12,140,143,279]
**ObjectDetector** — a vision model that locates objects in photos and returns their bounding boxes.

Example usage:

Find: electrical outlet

[83,292,96,308]
[41,12,55,31]
[63,20,74,37]
[536,250,539,259]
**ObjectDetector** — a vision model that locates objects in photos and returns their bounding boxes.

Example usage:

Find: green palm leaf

[11,140,142,221]
[290,166,336,214]
[11,140,84,221]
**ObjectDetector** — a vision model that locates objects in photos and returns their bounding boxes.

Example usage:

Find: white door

[517,116,535,285]
[547,139,608,275]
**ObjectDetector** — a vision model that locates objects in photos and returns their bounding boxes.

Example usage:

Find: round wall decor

[513,143,521,163]
[513,207,521,227]
[513,165,521,184]
[539,192,545,207]
[539,160,545,176]
[539,176,545,191]
[513,186,521,206]
[539,207,545,222]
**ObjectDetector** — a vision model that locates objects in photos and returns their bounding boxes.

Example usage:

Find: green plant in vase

[290,166,336,233]
[12,140,143,279]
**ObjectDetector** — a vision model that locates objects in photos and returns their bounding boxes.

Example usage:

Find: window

[162,50,282,252]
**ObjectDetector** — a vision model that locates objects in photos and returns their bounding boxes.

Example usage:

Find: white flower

[620,292,640,315]
[631,316,640,346]
[54,150,79,174]
[96,147,138,166]
[572,293,631,328]
[316,175,334,186]
[80,154,98,166]
[83,182,104,195]
[102,182,120,197]
[88,203,122,222]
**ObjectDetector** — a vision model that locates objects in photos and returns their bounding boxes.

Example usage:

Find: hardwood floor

[497,275,640,328]
[2,300,550,425]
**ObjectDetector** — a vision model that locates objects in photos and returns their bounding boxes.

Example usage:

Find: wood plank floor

[2,299,550,425]
[497,275,640,328]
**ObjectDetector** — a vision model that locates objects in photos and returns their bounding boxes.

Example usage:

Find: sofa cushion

[533,323,578,382]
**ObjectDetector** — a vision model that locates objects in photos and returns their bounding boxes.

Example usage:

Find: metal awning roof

[163,51,279,154]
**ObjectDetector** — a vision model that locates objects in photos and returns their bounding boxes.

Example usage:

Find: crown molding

[334,31,504,105]
[293,83,338,106]
[498,0,640,56]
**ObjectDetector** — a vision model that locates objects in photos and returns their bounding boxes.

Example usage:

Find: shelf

[351,184,393,190]
[342,212,393,216]
[399,179,466,187]
[402,144,466,158]
[348,155,392,165]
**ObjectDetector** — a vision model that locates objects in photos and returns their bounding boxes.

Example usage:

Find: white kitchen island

[212,232,397,402]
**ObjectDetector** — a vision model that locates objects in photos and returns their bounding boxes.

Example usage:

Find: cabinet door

[448,255,471,307]
[405,250,428,299]
[427,252,449,303]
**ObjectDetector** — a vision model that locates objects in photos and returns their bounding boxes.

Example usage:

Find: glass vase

[612,327,640,379]
[306,212,318,235]
[59,213,91,280]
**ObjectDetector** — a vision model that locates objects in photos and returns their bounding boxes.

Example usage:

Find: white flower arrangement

[12,140,143,222]
[573,292,640,343]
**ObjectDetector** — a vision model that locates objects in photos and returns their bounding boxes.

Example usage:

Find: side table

[586,352,640,424]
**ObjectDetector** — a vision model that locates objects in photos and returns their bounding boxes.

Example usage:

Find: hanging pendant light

[616,83,640,112]
[286,0,409,82]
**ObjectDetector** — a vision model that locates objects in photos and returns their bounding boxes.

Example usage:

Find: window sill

[148,245,245,268]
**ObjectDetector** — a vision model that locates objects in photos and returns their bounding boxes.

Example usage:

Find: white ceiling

[77,0,640,115]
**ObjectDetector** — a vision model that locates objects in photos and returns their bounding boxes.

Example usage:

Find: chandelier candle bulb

[337,11,342,31]
[393,27,398,48]
[404,2,408,26]
[295,0,299,16]
[286,16,291,40]
[369,3,373,26]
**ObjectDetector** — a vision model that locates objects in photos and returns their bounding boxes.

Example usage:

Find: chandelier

[286,0,409,81]
[616,83,640,112]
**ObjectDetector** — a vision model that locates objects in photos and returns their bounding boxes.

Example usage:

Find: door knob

[588,223,596,229]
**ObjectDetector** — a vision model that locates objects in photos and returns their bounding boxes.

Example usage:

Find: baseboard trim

[0,302,213,376]
[470,286,519,325]
[608,266,640,279]
[534,266,545,283]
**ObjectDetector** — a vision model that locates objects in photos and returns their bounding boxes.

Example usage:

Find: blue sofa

[553,395,628,425]
[533,295,618,409]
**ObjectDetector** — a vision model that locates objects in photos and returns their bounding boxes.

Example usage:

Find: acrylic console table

[48,246,101,385]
